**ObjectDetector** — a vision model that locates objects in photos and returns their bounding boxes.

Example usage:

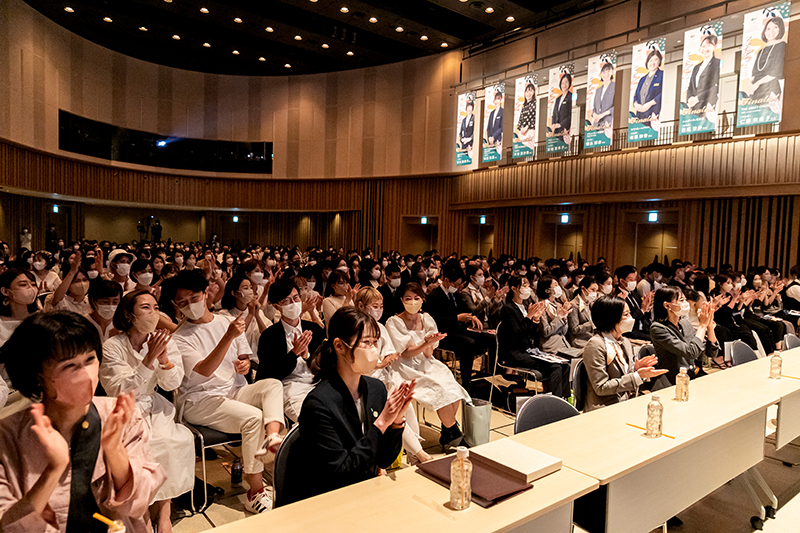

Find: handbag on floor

[462,398,492,447]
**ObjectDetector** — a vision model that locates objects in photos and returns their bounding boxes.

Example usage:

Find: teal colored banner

[678,105,715,135]
[513,138,534,158]
[584,126,611,148]
[627,119,658,142]
[546,135,569,153]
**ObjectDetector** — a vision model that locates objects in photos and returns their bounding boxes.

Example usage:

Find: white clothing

[86,315,117,342]
[786,284,800,302]
[99,334,194,501]
[53,295,92,316]
[0,318,22,348]
[322,295,347,327]
[217,307,272,363]
[278,319,315,422]
[173,314,251,407]
[33,270,61,293]
[385,314,470,410]
[0,378,7,411]
[637,279,652,298]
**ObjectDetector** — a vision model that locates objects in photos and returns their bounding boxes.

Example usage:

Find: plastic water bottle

[674,367,690,402]
[106,521,125,533]
[231,458,243,486]
[770,352,783,380]
[645,394,663,438]
[449,446,472,510]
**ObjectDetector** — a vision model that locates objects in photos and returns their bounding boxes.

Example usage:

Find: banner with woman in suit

[585,52,616,148]
[628,38,666,142]
[456,91,478,166]
[679,23,723,136]
[513,75,537,158]
[482,84,505,163]
[737,3,790,127]
[546,63,574,153]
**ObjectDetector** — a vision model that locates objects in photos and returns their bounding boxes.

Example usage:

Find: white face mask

[226,258,234,265]
[553,286,563,299]
[180,299,207,320]
[115,263,131,277]
[306,280,316,291]
[519,287,532,300]
[428,268,438,278]
[250,272,265,284]
[366,307,383,322]
[585,291,598,303]
[137,273,154,286]
[655,274,663,282]
[237,288,254,304]
[87,270,99,279]
[186,259,196,268]
[371,269,381,280]
[403,299,423,314]
[351,345,379,374]
[281,301,303,321]
[10,286,38,305]
[672,301,691,317]
[33,261,46,271]
[336,265,348,272]
[620,316,635,334]
[734,282,742,291]
[654,281,663,291]
[626,281,637,292]
[446,284,458,294]
[602,284,613,295]
[381,260,389,268]
[559,276,569,287]
[266,259,276,268]
[474,276,485,287]
[97,304,117,320]
[389,278,401,288]
[174,256,184,265]
[133,312,160,334]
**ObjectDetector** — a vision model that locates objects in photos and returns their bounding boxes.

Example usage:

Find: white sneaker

[244,489,273,514]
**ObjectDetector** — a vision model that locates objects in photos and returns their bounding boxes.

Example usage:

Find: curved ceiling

[25,0,606,76]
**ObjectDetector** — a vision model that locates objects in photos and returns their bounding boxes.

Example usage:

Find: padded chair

[490,322,543,411]
[183,422,243,513]
[572,359,588,412]
[785,333,800,350]
[637,344,656,359]
[730,340,758,366]
[514,395,579,434]
[273,424,301,509]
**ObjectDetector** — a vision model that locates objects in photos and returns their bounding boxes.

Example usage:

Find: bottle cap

[456,446,469,459]
[679,367,687,373]
[651,393,660,401]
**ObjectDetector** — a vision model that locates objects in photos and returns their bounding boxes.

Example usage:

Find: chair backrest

[785,333,800,350]
[637,343,656,360]
[514,395,579,434]
[730,340,758,366]
[572,359,588,412]
[273,424,301,508]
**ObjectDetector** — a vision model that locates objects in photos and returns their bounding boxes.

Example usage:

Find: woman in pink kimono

[0,311,165,533]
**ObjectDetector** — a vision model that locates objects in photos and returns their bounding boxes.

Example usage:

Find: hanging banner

[482,84,505,163]
[456,92,478,166]
[546,63,574,153]
[585,51,617,148]
[737,3,790,128]
[679,23,723,136]
[628,38,666,142]
[513,75,538,158]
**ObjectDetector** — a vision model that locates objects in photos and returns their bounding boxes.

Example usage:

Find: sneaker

[244,489,273,514]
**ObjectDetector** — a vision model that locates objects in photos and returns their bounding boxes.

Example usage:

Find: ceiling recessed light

[200,7,209,13]
[441,42,448,48]
[259,57,266,61]
[234,17,242,23]
[232,50,239,55]
[420,35,428,41]
[485,7,494,13]
[103,16,112,22]
[265,26,274,32]
[322,43,329,48]
[340,7,349,13]
[347,51,354,56]
[506,16,515,22]
[64,7,74,13]
[163,0,172,3]
[172,34,180,40]
[139,26,148,31]
[395,26,404,32]
[294,35,302,40]
[284,63,291,68]
[203,42,211,47]
[369,17,377,23]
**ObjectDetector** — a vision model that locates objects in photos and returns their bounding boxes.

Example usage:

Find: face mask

[403,299,423,314]
[50,361,98,407]
[568,266,576,272]
[308,260,317,266]
[133,312,160,334]
[763,274,772,282]
[186,259,196,268]
[87,270,99,279]
[553,286,563,299]
[306,280,316,291]
[237,288,254,304]
[532,280,538,290]
[723,284,733,293]
[336,265,348,272]
[372,269,381,280]
[602,284,613,295]
[585,291,597,303]
[753,279,763,288]
[280,301,303,320]
[180,299,207,320]
[97,304,117,320]
[250,272,265,284]
[427,268,438,278]
[137,273,153,286]
[672,301,691,317]
[11,286,38,305]
[367,308,383,322]
[33,261,46,271]
[519,287,532,300]
[26,257,33,265]
[734,282,742,290]
[226,258,234,265]
[266,259,276,268]
[559,276,569,287]
[70,281,90,298]
[115,263,131,277]
[389,278,401,288]
[655,274,663,282]
[54,253,60,261]
[381,260,389,268]
[626,281,637,292]
[446,284,458,294]
[620,316,635,334]
[474,276,485,287]
[351,345,379,374]
[407,261,415,269]
[174,256,184,265]
[519,270,528,276]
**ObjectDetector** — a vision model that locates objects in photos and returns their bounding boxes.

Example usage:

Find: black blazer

[424,286,464,334]
[551,92,572,134]
[378,284,402,324]
[686,58,720,110]
[282,374,404,505]
[623,290,651,341]
[498,301,538,362]
[255,320,325,382]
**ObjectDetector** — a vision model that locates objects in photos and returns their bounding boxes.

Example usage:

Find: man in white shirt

[172,270,284,514]
[107,249,136,292]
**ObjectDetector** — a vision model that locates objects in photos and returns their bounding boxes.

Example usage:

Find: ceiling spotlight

[234,17,242,23]
[200,7,209,13]
[284,63,291,68]
[340,7,349,13]
[485,7,494,13]
[310,0,318,2]
[506,16,515,22]
[347,51,354,56]
[369,17,377,23]
[64,7,74,13]
[294,35,302,40]
[265,27,274,32]
[172,34,180,40]
[395,26,404,32]
[232,50,239,55]
[322,43,329,48]
[420,35,428,41]
[103,16,112,22]
[139,26,148,31]
[259,57,266,61]
[441,42,448,47]
[163,0,172,3]
[203,42,211,47]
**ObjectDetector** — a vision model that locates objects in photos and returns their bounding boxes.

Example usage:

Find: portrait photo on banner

[679,22,723,136]
[482,84,505,163]
[585,51,616,149]
[737,2,789,128]
[628,37,666,142]
[513,74,537,158]
[456,91,478,166]
[546,63,574,154]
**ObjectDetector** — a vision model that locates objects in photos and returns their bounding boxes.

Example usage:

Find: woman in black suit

[282,307,413,505]
[551,73,573,135]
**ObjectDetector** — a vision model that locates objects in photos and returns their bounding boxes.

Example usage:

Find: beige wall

[83,205,203,243]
